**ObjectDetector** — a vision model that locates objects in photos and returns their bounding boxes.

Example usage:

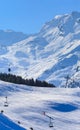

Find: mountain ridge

[0,30,28,46]
[0,11,80,87]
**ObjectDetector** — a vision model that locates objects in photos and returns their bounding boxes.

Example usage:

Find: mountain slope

[0,30,28,46]
[0,80,80,130]
[0,113,26,130]
[0,11,80,87]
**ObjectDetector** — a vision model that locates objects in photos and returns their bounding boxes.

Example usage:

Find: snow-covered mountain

[0,11,80,87]
[0,29,28,46]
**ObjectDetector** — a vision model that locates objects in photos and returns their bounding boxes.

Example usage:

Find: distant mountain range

[0,11,80,87]
[0,29,28,46]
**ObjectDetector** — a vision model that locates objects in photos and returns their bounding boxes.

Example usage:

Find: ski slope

[0,80,80,130]
[0,113,26,130]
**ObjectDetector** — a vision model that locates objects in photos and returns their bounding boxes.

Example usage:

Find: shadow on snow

[50,103,78,112]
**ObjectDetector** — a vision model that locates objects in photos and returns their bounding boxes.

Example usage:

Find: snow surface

[0,113,26,130]
[0,80,80,130]
[0,12,80,87]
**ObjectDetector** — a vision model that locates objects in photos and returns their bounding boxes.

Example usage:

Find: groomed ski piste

[0,80,80,130]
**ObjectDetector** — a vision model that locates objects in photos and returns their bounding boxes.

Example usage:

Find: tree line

[0,73,56,88]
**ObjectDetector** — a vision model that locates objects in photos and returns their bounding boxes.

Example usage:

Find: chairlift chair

[49,117,53,127]
[43,111,54,128]
[4,101,8,107]
[4,96,8,107]
[49,122,53,127]
[8,68,11,73]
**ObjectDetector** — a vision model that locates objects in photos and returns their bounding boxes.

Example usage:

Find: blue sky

[0,0,80,34]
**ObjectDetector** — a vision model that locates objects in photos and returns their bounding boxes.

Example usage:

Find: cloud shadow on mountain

[50,103,78,112]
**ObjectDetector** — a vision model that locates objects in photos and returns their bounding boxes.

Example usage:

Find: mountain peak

[3,29,15,33]
[0,12,80,87]
[40,11,80,40]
